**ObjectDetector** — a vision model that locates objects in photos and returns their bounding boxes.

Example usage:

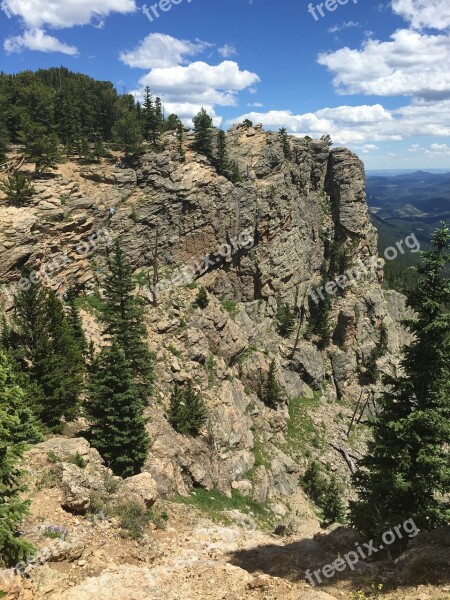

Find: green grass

[74,291,105,314]
[221,300,238,317]
[284,394,326,457]
[173,487,275,529]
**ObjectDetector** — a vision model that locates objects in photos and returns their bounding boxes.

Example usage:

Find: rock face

[0,125,411,504]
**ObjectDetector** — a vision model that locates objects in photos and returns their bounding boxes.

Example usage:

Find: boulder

[118,472,158,508]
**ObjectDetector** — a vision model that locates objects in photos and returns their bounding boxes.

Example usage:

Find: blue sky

[0,0,450,169]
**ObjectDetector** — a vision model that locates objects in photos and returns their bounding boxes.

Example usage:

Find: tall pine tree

[102,240,153,400]
[193,108,213,159]
[0,351,42,566]
[86,342,149,477]
[350,223,450,537]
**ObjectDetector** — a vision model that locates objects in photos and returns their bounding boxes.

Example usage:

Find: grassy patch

[74,292,105,314]
[173,488,275,529]
[284,394,325,458]
[221,300,238,317]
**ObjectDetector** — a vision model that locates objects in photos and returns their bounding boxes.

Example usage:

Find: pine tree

[350,223,450,537]
[214,129,229,177]
[195,287,209,309]
[0,351,41,567]
[193,108,213,158]
[7,279,84,428]
[142,87,155,142]
[0,172,35,205]
[102,240,153,400]
[168,382,207,437]
[279,127,292,160]
[19,119,61,174]
[165,114,181,132]
[0,118,9,163]
[276,303,296,338]
[321,476,345,527]
[65,287,87,354]
[177,122,185,158]
[86,342,149,477]
[261,360,283,409]
[230,161,242,183]
[112,111,143,159]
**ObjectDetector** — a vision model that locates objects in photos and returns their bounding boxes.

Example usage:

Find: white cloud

[248,102,263,107]
[218,44,237,58]
[227,98,450,146]
[392,0,450,30]
[328,21,360,33]
[4,28,78,55]
[121,33,260,120]
[318,29,450,100]
[120,33,210,69]
[5,0,136,29]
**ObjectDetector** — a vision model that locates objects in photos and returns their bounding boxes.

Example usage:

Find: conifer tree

[7,279,84,428]
[86,341,149,477]
[0,172,35,206]
[0,351,41,567]
[102,241,153,400]
[112,112,143,159]
[19,119,61,174]
[165,114,181,132]
[168,382,207,437]
[276,303,296,338]
[214,129,229,177]
[279,127,292,160]
[0,119,9,163]
[65,287,87,354]
[193,108,213,158]
[350,223,450,536]
[230,161,242,183]
[177,122,185,158]
[321,477,345,527]
[260,360,283,409]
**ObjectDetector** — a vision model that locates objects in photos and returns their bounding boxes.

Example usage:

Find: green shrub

[0,172,35,205]
[115,498,152,540]
[195,287,209,309]
[276,303,296,337]
[67,452,87,469]
[168,382,207,437]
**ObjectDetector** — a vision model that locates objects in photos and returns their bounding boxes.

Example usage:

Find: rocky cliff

[0,124,412,508]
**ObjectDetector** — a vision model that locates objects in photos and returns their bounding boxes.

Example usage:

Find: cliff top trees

[350,223,450,536]
[193,107,213,158]
[19,119,61,174]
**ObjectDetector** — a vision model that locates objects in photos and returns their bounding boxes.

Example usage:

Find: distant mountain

[366,170,450,264]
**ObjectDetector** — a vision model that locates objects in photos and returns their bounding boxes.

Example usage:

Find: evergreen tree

[65,287,87,355]
[7,279,84,428]
[168,382,207,437]
[230,161,242,183]
[195,287,209,309]
[214,129,229,177]
[0,351,41,567]
[102,240,153,400]
[86,342,149,477]
[0,118,9,163]
[276,303,296,338]
[193,108,213,158]
[0,172,35,205]
[321,477,346,527]
[19,119,61,174]
[279,127,292,160]
[165,114,181,131]
[260,360,283,409]
[112,111,143,159]
[177,122,185,158]
[350,223,450,537]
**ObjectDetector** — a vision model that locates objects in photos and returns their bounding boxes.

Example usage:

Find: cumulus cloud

[4,0,136,29]
[328,21,360,33]
[227,98,450,146]
[120,34,211,69]
[121,34,260,120]
[318,29,450,100]
[392,0,450,30]
[4,29,78,55]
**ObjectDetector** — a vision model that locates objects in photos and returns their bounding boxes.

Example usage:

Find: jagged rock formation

[0,125,412,506]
